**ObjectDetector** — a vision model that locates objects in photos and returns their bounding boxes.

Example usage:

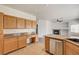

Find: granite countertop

[4,33,26,38]
[45,34,67,41]
[4,33,37,38]
[65,39,79,47]
[4,34,17,38]
[45,34,79,47]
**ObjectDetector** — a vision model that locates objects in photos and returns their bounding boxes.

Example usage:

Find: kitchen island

[45,35,79,55]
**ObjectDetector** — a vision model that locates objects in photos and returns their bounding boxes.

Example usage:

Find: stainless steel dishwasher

[50,39,63,55]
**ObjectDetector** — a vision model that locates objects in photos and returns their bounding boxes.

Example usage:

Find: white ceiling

[3,4,79,22]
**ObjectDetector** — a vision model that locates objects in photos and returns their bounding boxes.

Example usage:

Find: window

[71,24,79,33]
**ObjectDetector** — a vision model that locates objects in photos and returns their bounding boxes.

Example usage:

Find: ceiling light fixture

[57,17,63,22]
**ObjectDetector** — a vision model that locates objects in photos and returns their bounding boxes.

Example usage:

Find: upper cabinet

[17,18,25,29]
[0,13,36,29]
[0,13,3,29]
[3,15,17,29]
[26,20,37,29]
[26,20,31,29]
[0,35,3,54]
[32,20,37,28]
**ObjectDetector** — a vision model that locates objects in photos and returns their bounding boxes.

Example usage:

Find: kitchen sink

[67,38,79,42]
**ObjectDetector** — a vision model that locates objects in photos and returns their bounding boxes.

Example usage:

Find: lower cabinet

[64,41,79,55]
[45,37,63,55]
[3,35,27,54]
[3,37,18,54]
[45,37,50,52]
[0,35,3,54]
[18,36,26,48]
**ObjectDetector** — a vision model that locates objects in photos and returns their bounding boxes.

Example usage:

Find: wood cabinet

[64,41,79,55]
[4,37,18,54]
[3,15,17,29]
[3,15,36,29]
[17,18,25,28]
[18,35,26,48]
[3,35,27,54]
[0,13,3,29]
[45,37,50,52]
[26,20,31,28]
[31,20,37,28]
[0,12,37,54]
[26,20,37,29]
[0,13,3,54]
[0,30,3,35]
[0,13,3,34]
[0,35,3,54]
[45,36,63,55]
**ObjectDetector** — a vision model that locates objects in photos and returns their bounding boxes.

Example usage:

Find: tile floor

[8,43,49,55]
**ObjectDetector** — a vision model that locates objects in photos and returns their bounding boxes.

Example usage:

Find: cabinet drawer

[4,37,18,54]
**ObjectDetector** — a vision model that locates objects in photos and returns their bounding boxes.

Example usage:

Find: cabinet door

[65,45,78,55]
[25,20,28,28]
[18,36,26,48]
[26,20,32,29]
[64,41,79,55]
[4,15,17,29]
[17,18,25,28]
[32,21,37,28]
[0,13,3,29]
[0,35,3,54]
[0,30,3,35]
[45,37,50,52]
[4,37,18,54]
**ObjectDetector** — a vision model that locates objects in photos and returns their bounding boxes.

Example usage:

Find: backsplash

[3,29,36,34]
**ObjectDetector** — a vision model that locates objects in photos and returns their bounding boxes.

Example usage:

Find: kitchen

[0,4,79,55]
